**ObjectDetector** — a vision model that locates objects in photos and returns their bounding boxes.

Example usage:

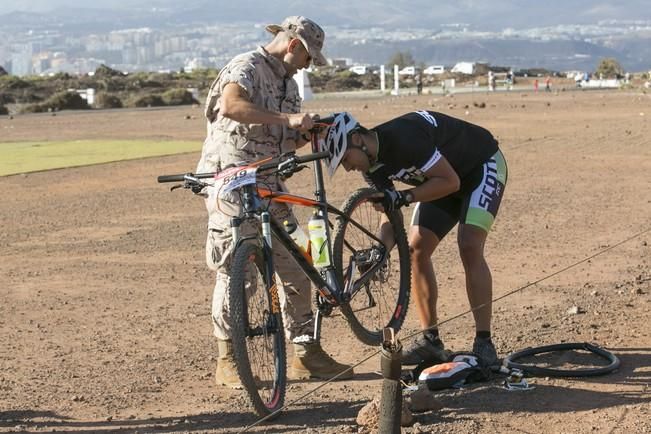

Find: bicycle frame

[228,137,391,340]
[232,175,388,308]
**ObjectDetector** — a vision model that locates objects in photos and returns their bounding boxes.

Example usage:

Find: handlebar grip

[158,172,217,183]
[296,151,331,164]
[158,174,187,183]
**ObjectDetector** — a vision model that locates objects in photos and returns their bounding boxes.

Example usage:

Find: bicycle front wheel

[332,188,411,346]
[229,242,286,417]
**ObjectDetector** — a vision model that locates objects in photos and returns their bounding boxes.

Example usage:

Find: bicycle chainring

[315,291,334,316]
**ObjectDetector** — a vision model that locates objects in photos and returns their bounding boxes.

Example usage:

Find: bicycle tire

[504,342,620,377]
[332,188,411,346]
[229,242,287,417]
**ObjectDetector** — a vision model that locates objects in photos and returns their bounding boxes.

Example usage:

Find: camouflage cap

[266,16,327,66]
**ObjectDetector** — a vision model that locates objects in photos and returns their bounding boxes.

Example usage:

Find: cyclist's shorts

[411,149,508,239]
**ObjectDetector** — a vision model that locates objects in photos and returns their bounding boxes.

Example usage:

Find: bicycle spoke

[333,188,411,345]
[230,243,286,416]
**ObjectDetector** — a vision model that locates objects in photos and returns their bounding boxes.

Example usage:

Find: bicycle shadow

[288,370,381,384]
[0,399,366,433]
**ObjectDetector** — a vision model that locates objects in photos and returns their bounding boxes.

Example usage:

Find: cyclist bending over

[321,111,508,367]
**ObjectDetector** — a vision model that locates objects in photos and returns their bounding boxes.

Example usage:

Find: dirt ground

[1,89,650,434]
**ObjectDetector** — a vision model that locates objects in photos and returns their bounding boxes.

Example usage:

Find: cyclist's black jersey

[365,110,499,190]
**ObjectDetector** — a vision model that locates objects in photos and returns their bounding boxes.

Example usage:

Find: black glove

[377,189,409,212]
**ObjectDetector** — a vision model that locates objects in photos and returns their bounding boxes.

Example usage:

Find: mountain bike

[157,124,411,417]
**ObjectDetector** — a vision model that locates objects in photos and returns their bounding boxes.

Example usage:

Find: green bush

[595,58,624,78]
[132,94,166,108]
[162,88,197,105]
[323,72,364,92]
[0,105,8,115]
[47,91,90,110]
[94,64,123,78]
[0,92,15,105]
[17,89,43,103]
[0,76,31,90]
[94,92,123,109]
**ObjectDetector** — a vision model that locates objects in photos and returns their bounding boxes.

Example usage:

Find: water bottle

[308,212,331,268]
[283,220,310,255]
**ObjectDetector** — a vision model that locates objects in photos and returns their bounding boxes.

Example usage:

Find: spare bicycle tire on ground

[503,342,620,377]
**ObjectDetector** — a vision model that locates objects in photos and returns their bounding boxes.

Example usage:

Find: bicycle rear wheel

[332,188,411,346]
[229,242,286,417]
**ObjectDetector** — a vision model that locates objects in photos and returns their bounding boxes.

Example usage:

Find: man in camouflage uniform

[196,16,353,388]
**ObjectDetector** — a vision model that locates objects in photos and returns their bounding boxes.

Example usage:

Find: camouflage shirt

[196,46,302,174]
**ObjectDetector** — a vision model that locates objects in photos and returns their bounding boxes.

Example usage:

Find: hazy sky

[0,0,644,16]
[0,0,145,13]
[2,0,650,29]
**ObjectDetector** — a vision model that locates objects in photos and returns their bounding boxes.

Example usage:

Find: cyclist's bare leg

[457,223,491,332]
[408,225,440,330]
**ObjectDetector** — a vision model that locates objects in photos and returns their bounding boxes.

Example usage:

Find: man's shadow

[0,399,366,433]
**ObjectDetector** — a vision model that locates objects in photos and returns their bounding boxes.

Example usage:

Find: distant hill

[326,37,651,72]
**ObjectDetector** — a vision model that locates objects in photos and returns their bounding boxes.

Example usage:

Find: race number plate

[214,166,257,197]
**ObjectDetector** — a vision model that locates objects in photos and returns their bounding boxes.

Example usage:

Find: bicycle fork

[231,212,282,324]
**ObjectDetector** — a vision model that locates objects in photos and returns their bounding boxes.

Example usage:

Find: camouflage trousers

[205,188,314,342]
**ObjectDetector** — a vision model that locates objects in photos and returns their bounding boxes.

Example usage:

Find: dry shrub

[132,94,166,108]
[94,92,123,109]
[162,88,197,106]
[21,91,90,113]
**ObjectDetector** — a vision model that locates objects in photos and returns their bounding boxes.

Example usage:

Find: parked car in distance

[349,65,367,75]
[398,66,416,75]
[424,65,445,75]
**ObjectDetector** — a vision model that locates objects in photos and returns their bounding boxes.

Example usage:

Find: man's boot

[215,339,243,389]
[288,342,354,380]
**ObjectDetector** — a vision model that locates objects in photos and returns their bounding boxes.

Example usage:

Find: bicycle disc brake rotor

[356,247,390,283]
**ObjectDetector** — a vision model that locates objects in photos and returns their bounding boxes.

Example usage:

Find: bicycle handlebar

[157,173,187,183]
[157,172,215,183]
[257,150,331,171]
[157,151,331,184]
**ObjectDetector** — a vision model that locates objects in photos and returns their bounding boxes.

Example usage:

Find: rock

[356,397,380,428]
[567,306,585,315]
[356,396,414,429]
[407,385,443,413]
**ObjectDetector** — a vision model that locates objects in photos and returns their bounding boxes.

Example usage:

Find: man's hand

[373,189,410,212]
[286,113,314,131]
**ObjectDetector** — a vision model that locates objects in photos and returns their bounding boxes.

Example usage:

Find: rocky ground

[1,89,650,433]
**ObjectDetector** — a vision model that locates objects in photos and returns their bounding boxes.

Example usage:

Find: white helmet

[321,112,359,177]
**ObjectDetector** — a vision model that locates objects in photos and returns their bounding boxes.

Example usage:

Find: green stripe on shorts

[465,208,495,232]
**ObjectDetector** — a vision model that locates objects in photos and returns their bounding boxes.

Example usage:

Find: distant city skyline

[2,1,651,75]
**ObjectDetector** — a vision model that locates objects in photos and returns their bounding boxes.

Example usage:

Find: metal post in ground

[379,327,403,434]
